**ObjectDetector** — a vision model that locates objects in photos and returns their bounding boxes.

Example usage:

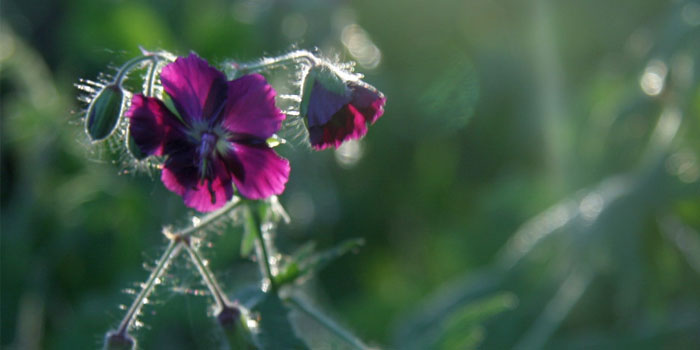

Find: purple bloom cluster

[127,54,289,212]
[125,53,386,212]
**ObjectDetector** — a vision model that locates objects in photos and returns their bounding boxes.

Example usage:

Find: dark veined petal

[220,74,285,139]
[126,94,184,156]
[161,150,234,212]
[160,53,228,124]
[308,104,368,150]
[182,159,234,212]
[223,144,290,200]
[161,148,198,196]
[349,83,386,124]
[306,80,352,129]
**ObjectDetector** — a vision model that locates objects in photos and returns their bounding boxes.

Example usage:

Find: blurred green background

[2,0,700,349]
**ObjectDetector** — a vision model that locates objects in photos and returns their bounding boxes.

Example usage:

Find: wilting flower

[127,53,290,212]
[301,66,386,150]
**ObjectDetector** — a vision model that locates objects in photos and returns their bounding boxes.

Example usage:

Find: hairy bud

[217,304,256,349]
[104,330,135,350]
[86,84,124,142]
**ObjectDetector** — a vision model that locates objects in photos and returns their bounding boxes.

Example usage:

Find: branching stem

[114,198,242,336]
[177,198,242,238]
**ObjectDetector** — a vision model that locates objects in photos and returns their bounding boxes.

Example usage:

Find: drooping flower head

[126,53,290,212]
[301,65,386,150]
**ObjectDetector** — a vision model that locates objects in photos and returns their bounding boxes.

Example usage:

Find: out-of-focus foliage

[1,0,699,349]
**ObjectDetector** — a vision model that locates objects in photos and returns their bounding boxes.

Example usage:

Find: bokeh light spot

[639,59,667,96]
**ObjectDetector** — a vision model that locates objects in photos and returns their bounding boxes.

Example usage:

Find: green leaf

[274,239,365,287]
[251,292,309,350]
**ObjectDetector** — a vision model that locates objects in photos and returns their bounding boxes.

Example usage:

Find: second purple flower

[301,66,386,150]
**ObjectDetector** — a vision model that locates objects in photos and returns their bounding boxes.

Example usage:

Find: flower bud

[300,65,385,150]
[86,84,124,142]
[104,330,135,350]
[217,304,256,350]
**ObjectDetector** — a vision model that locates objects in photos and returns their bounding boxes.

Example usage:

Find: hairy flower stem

[183,240,231,311]
[287,297,369,350]
[113,199,242,337]
[179,198,242,237]
[116,240,182,335]
[235,50,320,74]
[256,230,278,293]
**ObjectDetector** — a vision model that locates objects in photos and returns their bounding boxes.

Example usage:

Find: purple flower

[302,67,386,150]
[126,53,290,212]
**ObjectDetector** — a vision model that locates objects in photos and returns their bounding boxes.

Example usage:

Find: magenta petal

[221,74,285,139]
[162,153,234,212]
[309,104,368,150]
[349,83,386,124]
[127,94,182,156]
[160,53,228,123]
[182,160,233,212]
[226,144,290,199]
[161,149,198,197]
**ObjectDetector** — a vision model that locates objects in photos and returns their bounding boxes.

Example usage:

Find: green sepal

[300,65,350,119]
[126,128,148,160]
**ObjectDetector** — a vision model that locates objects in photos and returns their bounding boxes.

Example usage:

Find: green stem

[245,203,278,293]
[183,240,231,310]
[144,60,159,97]
[287,297,369,350]
[115,198,242,336]
[235,50,319,74]
[177,198,242,238]
[117,240,182,335]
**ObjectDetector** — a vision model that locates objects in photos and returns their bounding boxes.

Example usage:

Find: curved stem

[235,50,319,74]
[113,53,171,87]
[117,240,182,335]
[144,61,159,97]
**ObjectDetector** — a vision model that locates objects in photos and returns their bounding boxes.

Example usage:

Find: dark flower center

[199,132,218,160]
